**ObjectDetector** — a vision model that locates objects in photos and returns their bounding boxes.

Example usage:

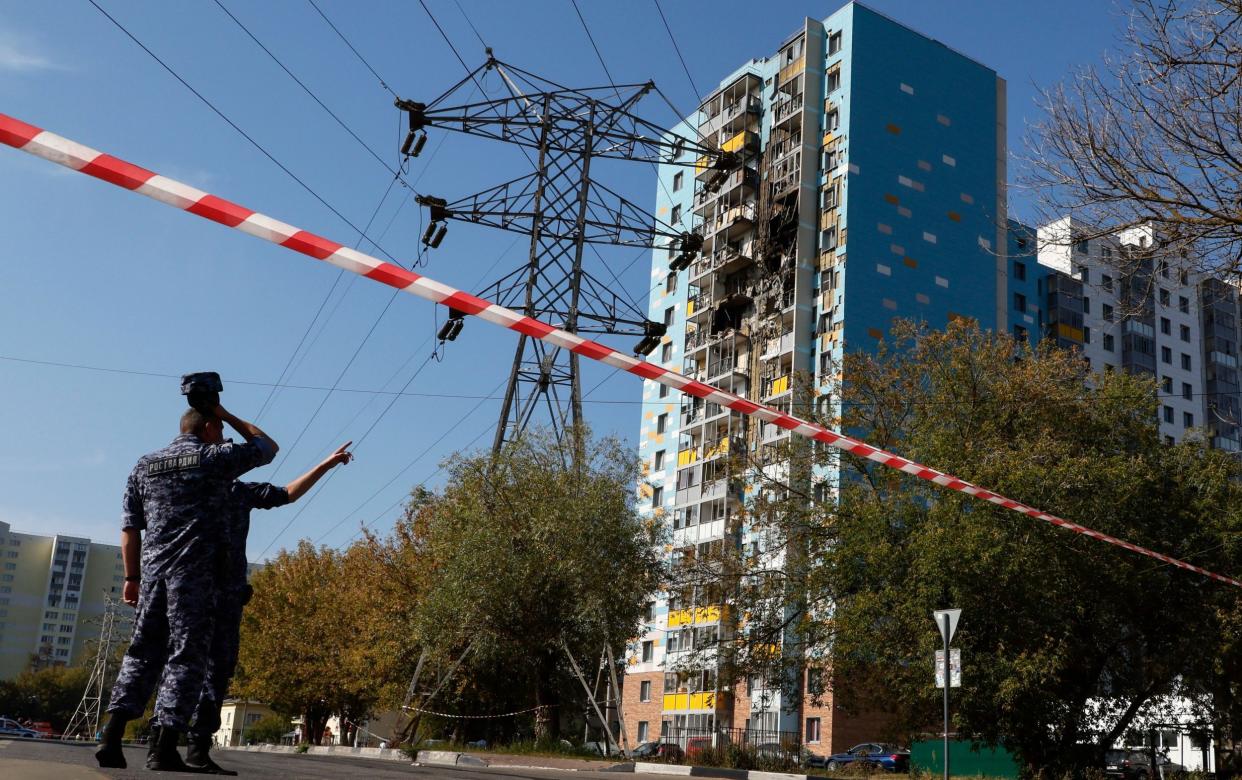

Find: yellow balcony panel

[778,56,805,85]
[662,693,689,711]
[686,300,695,316]
[677,449,698,467]
[668,608,693,627]
[1055,323,1084,342]
[688,692,715,710]
[767,375,790,396]
[695,155,712,174]
[693,605,722,624]
[823,131,835,147]
[721,130,757,154]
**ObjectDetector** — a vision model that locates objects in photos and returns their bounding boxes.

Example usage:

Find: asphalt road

[0,738,647,780]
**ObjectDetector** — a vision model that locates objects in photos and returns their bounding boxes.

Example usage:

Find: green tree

[233,541,387,745]
[0,666,93,733]
[723,321,1241,776]
[410,428,663,741]
[244,714,291,745]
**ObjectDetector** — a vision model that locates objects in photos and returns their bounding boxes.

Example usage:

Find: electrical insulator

[430,223,448,248]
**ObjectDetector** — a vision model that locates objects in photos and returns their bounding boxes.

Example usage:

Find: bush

[244,714,290,745]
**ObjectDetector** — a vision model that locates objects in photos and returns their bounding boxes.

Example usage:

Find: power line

[305,0,398,98]
[85,0,400,263]
[255,350,439,558]
[452,0,489,52]
[211,0,416,191]
[651,0,703,102]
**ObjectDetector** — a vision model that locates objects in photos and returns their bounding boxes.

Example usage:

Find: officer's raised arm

[214,403,279,464]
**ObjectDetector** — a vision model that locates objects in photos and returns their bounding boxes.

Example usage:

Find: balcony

[720,129,759,155]
[762,374,791,399]
[710,204,756,239]
[1210,351,1239,368]
[777,56,805,86]
[773,96,804,125]
[761,332,795,360]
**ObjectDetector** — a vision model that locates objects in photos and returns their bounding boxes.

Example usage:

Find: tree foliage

[0,665,92,733]
[1024,0,1242,275]
[719,321,1242,776]
[409,428,663,741]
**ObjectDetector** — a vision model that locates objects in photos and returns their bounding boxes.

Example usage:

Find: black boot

[146,724,191,772]
[147,725,161,767]
[94,714,129,769]
[185,732,237,776]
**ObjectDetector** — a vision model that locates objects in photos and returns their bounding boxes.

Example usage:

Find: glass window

[671,204,682,225]
[1014,261,1026,281]
[672,172,684,192]
[828,31,842,55]
[652,486,663,506]
[654,450,665,470]
[666,273,677,294]
[1179,296,1190,314]
[1162,346,1173,364]
[637,721,649,742]
[661,343,673,362]
[642,641,653,662]
[657,413,667,434]
[1102,304,1114,322]
[1182,353,1192,371]
[1185,411,1195,428]
[1104,334,1115,352]
[1180,324,1190,342]
[1014,293,1026,311]
[664,307,675,327]
[1182,383,1193,400]
[1164,405,1174,423]
[1160,317,1171,335]
[806,717,821,744]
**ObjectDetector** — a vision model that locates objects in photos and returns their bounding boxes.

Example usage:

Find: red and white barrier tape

[2,112,1237,589]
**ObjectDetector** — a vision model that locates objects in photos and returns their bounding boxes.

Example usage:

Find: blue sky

[0,0,1122,560]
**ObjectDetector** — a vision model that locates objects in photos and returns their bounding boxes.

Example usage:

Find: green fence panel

[911,740,1020,779]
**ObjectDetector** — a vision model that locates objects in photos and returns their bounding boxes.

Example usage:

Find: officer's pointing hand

[326,442,354,467]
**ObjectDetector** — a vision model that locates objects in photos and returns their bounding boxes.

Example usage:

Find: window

[1180,296,1190,314]
[672,172,684,192]
[654,450,665,470]
[1014,261,1026,281]
[664,673,679,693]
[1164,405,1175,423]
[651,486,663,507]
[656,413,668,434]
[659,383,669,398]
[1184,411,1195,428]
[639,681,652,703]
[665,273,677,294]
[1083,326,1091,344]
[670,204,682,225]
[1162,346,1173,364]
[828,31,843,55]
[806,717,821,744]
[642,641,654,663]
[664,307,675,328]
[1182,353,1192,371]
[1013,325,1028,343]
[644,602,655,621]
[1102,304,1114,322]
[1103,333,1115,352]
[1078,264,1090,282]
[1075,238,1090,254]
[44,611,57,620]
[1161,376,1173,394]
[826,108,839,133]
[661,343,673,363]
[825,65,841,93]
[1180,269,1189,286]
[1083,296,1090,314]
[1159,288,1170,306]
[1180,324,1191,342]
[637,721,650,743]
[1013,292,1026,312]
[1182,382,1193,400]
[1102,274,1114,292]
[1160,317,1171,335]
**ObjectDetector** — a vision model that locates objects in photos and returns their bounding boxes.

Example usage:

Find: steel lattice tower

[398,56,724,452]
[62,595,126,741]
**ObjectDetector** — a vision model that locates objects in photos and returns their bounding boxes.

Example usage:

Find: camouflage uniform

[191,481,290,737]
[107,434,275,731]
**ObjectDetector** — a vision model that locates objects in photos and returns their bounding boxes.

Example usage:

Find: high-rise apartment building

[627,2,1009,755]
[1011,216,1240,451]
[0,520,129,679]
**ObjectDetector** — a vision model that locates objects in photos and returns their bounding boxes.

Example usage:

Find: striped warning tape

[1,112,1237,589]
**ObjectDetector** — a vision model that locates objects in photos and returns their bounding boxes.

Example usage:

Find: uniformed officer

[183,441,354,775]
[95,402,278,771]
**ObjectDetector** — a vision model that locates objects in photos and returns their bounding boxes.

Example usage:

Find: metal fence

[658,725,803,767]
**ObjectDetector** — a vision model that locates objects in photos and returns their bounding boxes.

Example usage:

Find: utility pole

[396,56,723,454]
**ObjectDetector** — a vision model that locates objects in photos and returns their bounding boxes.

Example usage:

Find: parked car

[0,717,41,739]
[822,743,910,772]
[631,741,685,762]
[1104,749,1187,780]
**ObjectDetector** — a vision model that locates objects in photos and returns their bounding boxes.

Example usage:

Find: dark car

[1104,750,1187,780]
[631,741,685,762]
[821,743,910,772]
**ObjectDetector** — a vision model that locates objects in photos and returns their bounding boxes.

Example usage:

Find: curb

[634,763,813,780]
[415,749,488,767]
[223,744,409,762]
